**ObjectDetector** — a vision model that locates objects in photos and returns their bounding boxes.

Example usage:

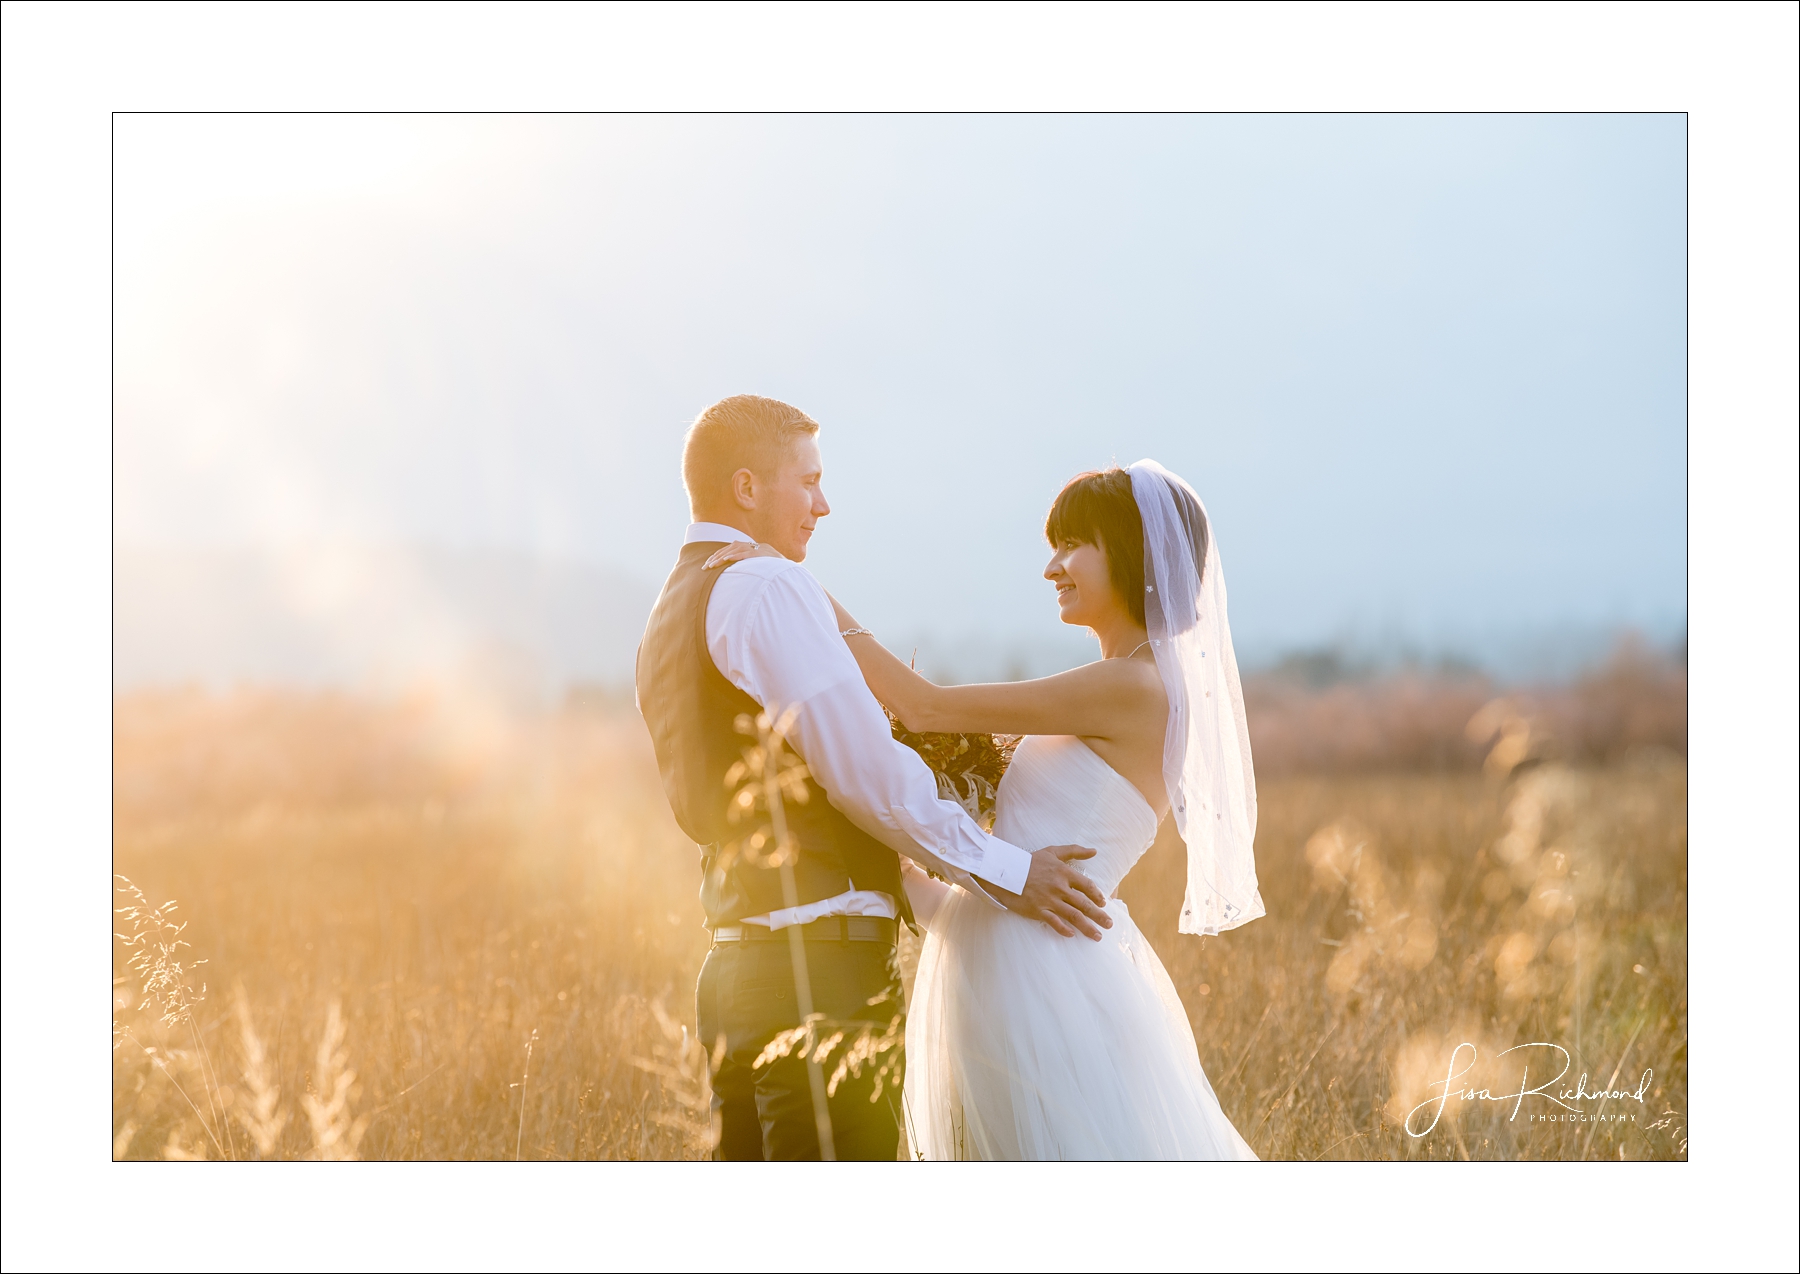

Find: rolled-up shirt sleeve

[711,560,1033,896]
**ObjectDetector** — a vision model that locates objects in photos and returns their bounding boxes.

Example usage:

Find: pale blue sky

[115,113,1685,678]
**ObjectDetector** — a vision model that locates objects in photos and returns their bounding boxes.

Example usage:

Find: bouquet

[886,709,1018,832]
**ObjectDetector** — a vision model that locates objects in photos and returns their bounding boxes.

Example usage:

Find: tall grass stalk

[734,707,836,1161]
[301,1000,368,1160]
[233,983,287,1157]
[515,1029,539,1161]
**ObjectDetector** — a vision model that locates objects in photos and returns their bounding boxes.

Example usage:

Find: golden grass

[113,685,1686,1160]
[1115,762,1687,1159]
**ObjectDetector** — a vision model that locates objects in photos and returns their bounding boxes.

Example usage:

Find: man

[635,393,1111,1160]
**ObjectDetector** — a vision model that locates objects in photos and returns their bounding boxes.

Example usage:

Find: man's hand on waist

[982,845,1113,941]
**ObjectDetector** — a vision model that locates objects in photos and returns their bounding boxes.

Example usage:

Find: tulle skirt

[903,892,1257,1161]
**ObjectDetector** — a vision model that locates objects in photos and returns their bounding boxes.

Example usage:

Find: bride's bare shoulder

[1060,652,1165,698]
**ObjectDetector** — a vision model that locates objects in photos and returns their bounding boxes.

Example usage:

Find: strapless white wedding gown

[903,734,1257,1160]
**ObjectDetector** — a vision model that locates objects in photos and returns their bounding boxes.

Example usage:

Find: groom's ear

[729,466,759,511]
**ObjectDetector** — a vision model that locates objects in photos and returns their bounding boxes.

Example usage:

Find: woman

[712,460,1261,1159]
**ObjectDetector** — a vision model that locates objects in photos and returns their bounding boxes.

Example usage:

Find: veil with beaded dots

[1129,459,1264,935]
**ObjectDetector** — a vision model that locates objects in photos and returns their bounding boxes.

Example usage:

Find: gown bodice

[991,734,1160,897]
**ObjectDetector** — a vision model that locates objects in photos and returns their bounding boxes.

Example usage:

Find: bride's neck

[1093,614,1150,660]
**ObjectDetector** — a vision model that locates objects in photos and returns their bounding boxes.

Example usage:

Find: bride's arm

[698,541,1157,741]
[827,594,1162,741]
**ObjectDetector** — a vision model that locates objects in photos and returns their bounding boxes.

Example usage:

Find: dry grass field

[112,649,1686,1161]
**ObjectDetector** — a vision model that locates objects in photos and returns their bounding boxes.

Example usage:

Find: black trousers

[695,936,904,1161]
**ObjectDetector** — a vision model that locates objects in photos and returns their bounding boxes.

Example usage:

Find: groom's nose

[813,487,831,518]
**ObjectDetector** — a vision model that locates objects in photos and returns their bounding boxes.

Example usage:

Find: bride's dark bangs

[1044,468,1147,625]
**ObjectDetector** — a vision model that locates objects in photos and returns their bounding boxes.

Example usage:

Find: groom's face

[741,435,830,561]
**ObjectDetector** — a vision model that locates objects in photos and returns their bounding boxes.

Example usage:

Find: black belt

[710,916,897,946]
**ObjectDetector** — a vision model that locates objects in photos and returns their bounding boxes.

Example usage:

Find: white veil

[1129,460,1264,935]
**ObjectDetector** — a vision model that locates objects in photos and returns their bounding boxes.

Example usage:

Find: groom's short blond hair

[682,394,820,515]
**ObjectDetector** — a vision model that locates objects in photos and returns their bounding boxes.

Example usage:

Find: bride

[714,460,1261,1159]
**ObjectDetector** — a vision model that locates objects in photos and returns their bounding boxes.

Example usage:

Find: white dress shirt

[684,522,1032,928]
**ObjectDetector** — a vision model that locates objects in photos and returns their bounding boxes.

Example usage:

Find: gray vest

[634,542,910,928]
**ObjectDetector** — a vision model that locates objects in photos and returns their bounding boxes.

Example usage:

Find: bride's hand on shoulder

[702,541,785,570]
[701,543,874,646]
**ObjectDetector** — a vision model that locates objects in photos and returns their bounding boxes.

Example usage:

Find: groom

[635,394,1111,1160]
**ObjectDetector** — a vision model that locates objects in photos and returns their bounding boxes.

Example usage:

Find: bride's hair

[682,394,819,514]
[1046,466,1210,626]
